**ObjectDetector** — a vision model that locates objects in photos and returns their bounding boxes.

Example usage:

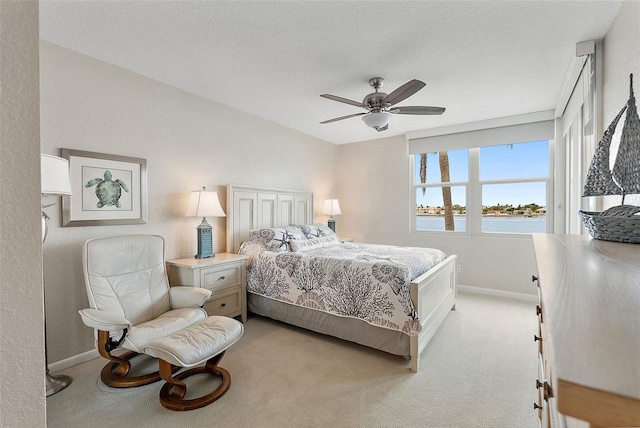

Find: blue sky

[415,140,549,207]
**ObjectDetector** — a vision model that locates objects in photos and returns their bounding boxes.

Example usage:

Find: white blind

[408,119,555,154]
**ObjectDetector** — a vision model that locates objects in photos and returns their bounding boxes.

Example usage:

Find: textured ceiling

[39,1,623,145]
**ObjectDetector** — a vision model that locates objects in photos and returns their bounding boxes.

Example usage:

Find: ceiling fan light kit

[362,111,391,130]
[320,77,445,132]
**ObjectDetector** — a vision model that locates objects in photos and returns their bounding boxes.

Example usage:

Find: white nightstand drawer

[205,289,242,317]
[166,253,248,323]
[201,265,241,291]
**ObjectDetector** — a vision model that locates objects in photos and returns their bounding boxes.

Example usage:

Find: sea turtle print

[85,170,129,208]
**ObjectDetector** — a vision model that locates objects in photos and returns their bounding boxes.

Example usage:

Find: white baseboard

[49,349,99,373]
[458,284,538,303]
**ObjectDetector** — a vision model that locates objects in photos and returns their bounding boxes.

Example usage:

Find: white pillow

[290,235,340,252]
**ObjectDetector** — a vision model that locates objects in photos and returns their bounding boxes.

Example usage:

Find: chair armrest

[78,308,131,332]
[170,286,212,308]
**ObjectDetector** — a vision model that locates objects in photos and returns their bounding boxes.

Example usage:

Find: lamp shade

[362,112,391,129]
[322,198,342,216]
[41,154,72,196]
[185,188,226,218]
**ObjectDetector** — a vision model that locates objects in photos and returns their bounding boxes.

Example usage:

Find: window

[412,140,550,235]
[414,150,468,232]
[479,140,549,234]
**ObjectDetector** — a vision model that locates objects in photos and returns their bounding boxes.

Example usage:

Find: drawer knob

[219,276,226,281]
[536,379,544,389]
[531,275,539,283]
[534,334,541,342]
[536,305,542,316]
[221,303,226,307]
[533,403,542,410]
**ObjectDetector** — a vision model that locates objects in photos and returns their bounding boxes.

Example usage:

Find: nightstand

[166,253,248,322]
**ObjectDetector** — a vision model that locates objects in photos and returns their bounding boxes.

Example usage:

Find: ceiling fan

[320,77,445,132]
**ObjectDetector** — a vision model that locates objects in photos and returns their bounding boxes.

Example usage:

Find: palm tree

[419,152,455,231]
[439,152,454,230]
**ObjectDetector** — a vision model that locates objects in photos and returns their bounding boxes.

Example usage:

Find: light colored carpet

[46,292,538,428]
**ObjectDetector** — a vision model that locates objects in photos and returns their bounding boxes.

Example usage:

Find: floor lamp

[41,154,73,396]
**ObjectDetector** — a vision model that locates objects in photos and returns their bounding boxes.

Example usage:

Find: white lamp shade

[362,112,391,129]
[41,154,72,196]
[322,199,342,216]
[185,189,226,218]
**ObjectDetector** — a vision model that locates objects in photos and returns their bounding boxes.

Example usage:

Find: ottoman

[143,316,244,411]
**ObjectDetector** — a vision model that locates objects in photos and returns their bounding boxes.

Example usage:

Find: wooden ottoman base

[158,351,230,411]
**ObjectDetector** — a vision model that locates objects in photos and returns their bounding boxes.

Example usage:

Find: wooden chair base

[158,351,231,411]
[100,350,165,388]
[100,350,179,388]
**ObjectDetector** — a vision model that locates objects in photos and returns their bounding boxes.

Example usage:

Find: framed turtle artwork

[60,149,147,226]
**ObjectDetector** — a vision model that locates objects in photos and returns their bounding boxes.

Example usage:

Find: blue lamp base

[195,218,214,259]
[327,218,336,232]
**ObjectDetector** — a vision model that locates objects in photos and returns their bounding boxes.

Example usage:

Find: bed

[226,184,457,372]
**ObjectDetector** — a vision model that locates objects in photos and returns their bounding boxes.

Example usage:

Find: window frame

[411,142,553,237]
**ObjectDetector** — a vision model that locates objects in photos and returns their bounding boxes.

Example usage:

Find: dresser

[166,253,248,322]
[532,234,640,427]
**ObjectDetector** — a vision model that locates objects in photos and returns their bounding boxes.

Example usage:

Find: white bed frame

[226,184,457,372]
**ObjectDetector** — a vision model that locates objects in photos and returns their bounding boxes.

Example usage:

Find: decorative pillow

[251,226,306,252]
[290,235,340,252]
[297,223,337,239]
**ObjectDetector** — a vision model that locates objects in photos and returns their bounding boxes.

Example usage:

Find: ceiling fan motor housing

[363,92,388,110]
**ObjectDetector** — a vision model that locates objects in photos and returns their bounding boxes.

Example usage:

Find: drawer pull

[536,379,544,389]
[220,303,226,307]
[219,276,226,281]
[531,274,538,283]
[534,334,541,342]
[533,403,542,410]
[536,305,542,316]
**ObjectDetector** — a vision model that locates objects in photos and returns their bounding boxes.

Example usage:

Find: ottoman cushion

[143,316,243,368]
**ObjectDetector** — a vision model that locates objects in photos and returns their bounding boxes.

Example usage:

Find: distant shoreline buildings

[416,206,546,217]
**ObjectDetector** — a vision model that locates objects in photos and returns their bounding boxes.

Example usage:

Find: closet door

[558,53,596,235]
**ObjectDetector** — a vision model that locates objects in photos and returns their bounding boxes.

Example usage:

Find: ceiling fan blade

[320,112,366,124]
[320,94,365,108]
[391,106,446,115]
[383,79,426,107]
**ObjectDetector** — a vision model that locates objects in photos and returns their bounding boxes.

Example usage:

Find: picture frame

[60,149,147,227]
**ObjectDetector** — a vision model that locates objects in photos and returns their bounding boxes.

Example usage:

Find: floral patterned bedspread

[238,237,447,335]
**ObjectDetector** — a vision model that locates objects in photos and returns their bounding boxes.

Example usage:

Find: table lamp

[41,154,73,396]
[185,187,226,258]
[322,197,342,232]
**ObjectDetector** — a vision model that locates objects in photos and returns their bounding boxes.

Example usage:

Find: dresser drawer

[204,289,242,317]
[200,264,241,292]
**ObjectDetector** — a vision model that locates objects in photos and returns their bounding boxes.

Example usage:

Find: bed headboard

[226,184,313,253]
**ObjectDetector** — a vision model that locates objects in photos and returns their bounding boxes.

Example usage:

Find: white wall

[39,42,338,364]
[336,135,537,296]
[0,1,47,426]
[602,0,640,208]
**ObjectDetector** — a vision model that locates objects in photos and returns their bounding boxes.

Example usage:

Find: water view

[416,216,546,233]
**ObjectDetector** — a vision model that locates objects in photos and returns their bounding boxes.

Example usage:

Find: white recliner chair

[79,235,243,410]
